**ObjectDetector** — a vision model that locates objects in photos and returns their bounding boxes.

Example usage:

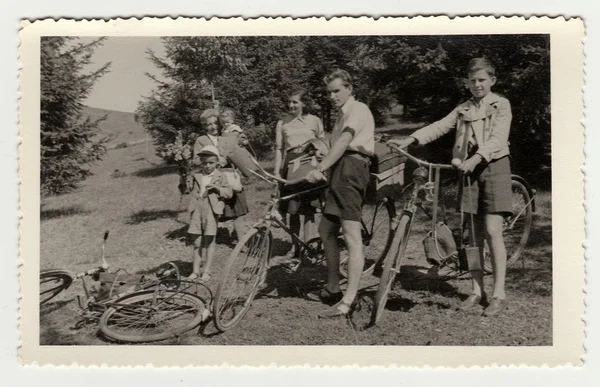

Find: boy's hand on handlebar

[306,169,326,183]
[387,137,415,149]
[458,155,483,174]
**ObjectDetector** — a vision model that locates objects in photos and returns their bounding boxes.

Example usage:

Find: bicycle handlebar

[387,142,455,170]
[248,156,324,186]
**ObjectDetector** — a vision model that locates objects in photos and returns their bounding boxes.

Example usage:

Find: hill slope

[82,106,148,149]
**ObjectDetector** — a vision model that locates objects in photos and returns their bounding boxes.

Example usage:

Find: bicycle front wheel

[40,269,74,305]
[483,179,533,272]
[99,289,206,343]
[339,198,396,278]
[213,227,271,332]
[373,214,412,325]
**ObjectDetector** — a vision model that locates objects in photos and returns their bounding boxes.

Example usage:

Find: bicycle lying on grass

[40,231,212,343]
[372,145,535,324]
[212,158,396,332]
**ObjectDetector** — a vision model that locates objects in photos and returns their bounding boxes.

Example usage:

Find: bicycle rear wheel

[483,179,533,272]
[373,214,412,325]
[99,289,206,343]
[339,198,396,278]
[40,269,74,305]
[213,227,271,332]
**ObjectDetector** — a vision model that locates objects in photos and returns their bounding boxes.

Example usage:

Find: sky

[82,37,167,113]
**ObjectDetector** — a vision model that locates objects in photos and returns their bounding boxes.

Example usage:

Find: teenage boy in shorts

[389,57,512,317]
[305,69,375,318]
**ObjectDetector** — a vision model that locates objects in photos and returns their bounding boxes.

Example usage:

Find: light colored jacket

[411,92,512,162]
[188,169,233,216]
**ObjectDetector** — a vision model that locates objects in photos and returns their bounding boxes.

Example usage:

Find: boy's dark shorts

[323,153,371,222]
[462,156,513,215]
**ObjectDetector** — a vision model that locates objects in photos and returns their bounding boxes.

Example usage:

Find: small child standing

[187,145,233,282]
[389,57,513,317]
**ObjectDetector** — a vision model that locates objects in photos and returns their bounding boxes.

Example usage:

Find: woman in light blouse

[274,88,326,259]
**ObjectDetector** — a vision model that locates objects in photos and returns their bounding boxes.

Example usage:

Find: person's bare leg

[340,219,364,306]
[486,213,507,299]
[233,216,247,241]
[289,214,301,255]
[470,214,486,297]
[319,215,341,293]
[201,235,216,278]
[191,235,202,275]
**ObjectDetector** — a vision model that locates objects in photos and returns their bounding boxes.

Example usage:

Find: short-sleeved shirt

[280,114,324,151]
[330,96,375,156]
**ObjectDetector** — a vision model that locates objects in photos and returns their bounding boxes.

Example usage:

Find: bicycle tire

[483,179,533,273]
[373,214,412,325]
[339,198,396,278]
[99,289,205,343]
[213,227,270,332]
[40,269,74,305]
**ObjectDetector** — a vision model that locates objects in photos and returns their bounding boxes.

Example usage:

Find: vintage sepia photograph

[18,16,584,367]
[38,33,552,345]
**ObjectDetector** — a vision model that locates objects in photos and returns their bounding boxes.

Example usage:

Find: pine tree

[40,37,111,195]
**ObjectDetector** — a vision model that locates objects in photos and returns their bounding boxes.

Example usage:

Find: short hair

[200,108,220,125]
[467,57,496,77]
[285,88,313,110]
[323,69,354,87]
[220,108,236,121]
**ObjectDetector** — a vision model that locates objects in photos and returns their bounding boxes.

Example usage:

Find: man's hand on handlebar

[306,169,326,183]
[387,137,416,149]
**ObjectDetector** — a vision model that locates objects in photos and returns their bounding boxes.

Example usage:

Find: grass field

[39,110,552,346]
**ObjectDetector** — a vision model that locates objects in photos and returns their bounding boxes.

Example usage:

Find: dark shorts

[323,153,371,222]
[462,156,513,215]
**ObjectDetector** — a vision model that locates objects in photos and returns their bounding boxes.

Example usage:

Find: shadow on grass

[165,225,188,242]
[256,238,328,301]
[133,164,178,178]
[525,223,552,249]
[40,299,73,314]
[41,205,91,221]
[126,209,180,225]
[397,265,459,297]
[40,325,82,346]
[165,225,238,248]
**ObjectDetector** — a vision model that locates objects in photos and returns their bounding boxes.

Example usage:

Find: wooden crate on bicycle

[366,141,407,203]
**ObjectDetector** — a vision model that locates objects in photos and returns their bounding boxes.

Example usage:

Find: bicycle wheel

[483,179,533,272]
[373,214,412,325]
[99,289,205,343]
[213,227,271,332]
[40,269,74,305]
[339,198,396,278]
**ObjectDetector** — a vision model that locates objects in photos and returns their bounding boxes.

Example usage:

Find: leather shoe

[483,297,507,317]
[306,288,343,305]
[459,293,487,311]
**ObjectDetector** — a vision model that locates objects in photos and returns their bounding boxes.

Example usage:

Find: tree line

[40,35,550,195]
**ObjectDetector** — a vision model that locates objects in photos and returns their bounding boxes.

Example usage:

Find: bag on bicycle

[95,272,147,301]
[365,139,407,203]
[423,222,457,266]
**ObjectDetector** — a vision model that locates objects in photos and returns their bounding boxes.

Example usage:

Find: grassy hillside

[82,106,149,149]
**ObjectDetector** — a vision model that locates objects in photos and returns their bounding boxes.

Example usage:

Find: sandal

[187,272,200,281]
[306,287,343,305]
